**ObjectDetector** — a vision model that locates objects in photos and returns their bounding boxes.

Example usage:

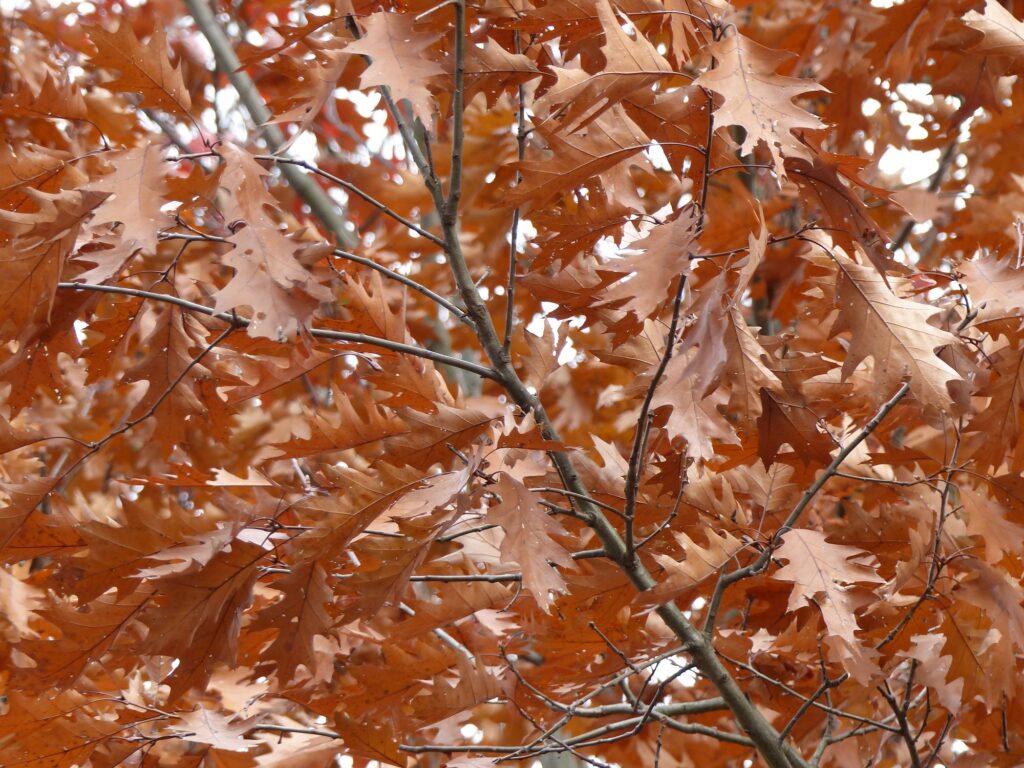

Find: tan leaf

[597,206,698,325]
[500,105,653,209]
[958,252,1024,314]
[77,143,170,282]
[897,634,963,712]
[652,350,740,464]
[486,473,574,612]
[86,23,193,118]
[0,188,107,342]
[343,13,444,121]
[535,0,673,131]
[806,240,963,414]
[644,529,744,606]
[251,562,334,685]
[333,712,403,766]
[172,706,261,751]
[695,33,825,178]
[964,0,1024,59]
[773,529,883,679]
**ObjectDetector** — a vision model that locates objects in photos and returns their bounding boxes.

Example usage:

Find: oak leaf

[171,706,261,751]
[486,473,575,612]
[251,561,334,685]
[465,37,542,108]
[216,219,330,339]
[333,712,403,766]
[964,0,1024,59]
[805,241,963,414]
[597,206,698,325]
[86,23,193,118]
[0,188,107,341]
[695,33,825,178]
[500,105,654,208]
[957,252,1024,314]
[343,12,444,121]
[644,529,744,606]
[651,350,740,464]
[77,143,170,282]
[896,634,963,712]
[535,0,673,131]
[773,529,883,678]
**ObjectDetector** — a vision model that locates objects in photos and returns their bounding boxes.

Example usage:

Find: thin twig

[879,682,922,768]
[447,0,466,217]
[56,282,496,380]
[327,249,470,323]
[704,382,911,633]
[503,30,528,353]
[922,714,954,768]
[891,141,958,253]
[409,573,521,583]
[256,155,445,247]
[719,654,899,732]
[623,274,688,563]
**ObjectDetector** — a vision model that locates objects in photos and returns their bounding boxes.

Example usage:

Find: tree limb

[56,282,496,380]
[184,0,356,248]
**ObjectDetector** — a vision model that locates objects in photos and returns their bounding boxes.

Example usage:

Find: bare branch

[879,682,922,768]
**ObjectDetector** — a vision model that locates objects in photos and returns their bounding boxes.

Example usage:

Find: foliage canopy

[3,0,1024,765]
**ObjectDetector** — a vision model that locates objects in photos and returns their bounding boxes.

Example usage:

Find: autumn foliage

[5,0,1024,765]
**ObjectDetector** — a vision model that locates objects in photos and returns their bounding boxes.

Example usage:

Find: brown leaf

[138,537,262,701]
[0,73,88,124]
[695,33,826,178]
[486,473,575,612]
[465,37,542,108]
[652,349,740,464]
[172,706,262,751]
[252,561,334,684]
[964,0,1024,59]
[535,0,673,131]
[805,239,963,414]
[76,143,170,282]
[216,219,327,339]
[896,634,963,712]
[643,529,744,606]
[756,388,835,468]
[333,712,403,766]
[773,529,883,679]
[597,206,698,326]
[0,188,107,342]
[958,252,1024,314]
[121,306,215,450]
[500,105,654,209]
[86,23,193,118]
[270,389,407,459]
[344,13,444,121]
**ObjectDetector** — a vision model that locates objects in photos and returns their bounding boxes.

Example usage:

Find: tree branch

[879,683,922,768]
[56,282,496,381]
[255,155,445,247]
[704,381,910,632]
[422,12,810,768]
[184,0,356,248]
